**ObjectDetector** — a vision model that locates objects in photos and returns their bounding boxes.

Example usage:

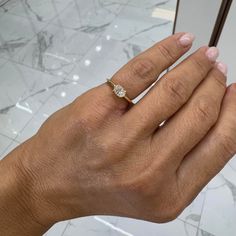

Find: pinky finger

[177,84,236,202]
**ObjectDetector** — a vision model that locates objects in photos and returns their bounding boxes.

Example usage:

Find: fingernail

[206,47,219,62]
[216,62,228,76]
[179,33,195,47]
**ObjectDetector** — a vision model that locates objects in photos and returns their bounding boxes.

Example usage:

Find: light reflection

[151,8,175,21]
[13,130,18,135]
[84,59,91,66]
[106,35,111,40]
[16,102,33,114]
[44,52,71,63]
[73,74,80,81]
[94,216,134,236]
[95,45,102,52]
[60,91,66,98]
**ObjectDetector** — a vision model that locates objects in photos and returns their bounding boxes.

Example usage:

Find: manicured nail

[216,62,228,76]
[206,47,219,62]
[179,33,195,47]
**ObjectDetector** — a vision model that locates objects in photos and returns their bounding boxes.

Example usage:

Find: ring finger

[98,32,195,108]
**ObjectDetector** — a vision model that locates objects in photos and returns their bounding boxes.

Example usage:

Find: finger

[152,65,227,167]
[178,83,236,203]
[99,32,195,108]
[123,46,219,135]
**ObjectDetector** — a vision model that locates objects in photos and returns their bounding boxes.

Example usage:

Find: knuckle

[217,130,236,157]
[190,56,207,78]
[164,78,189,104]
[124,171,157,197]
[194,96,219,124]
[131,58,157,82]
[160,204,184,223]
[157,44,176,62]
[213,72,227,89]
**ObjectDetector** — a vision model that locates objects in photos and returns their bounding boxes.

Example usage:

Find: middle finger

[123,46,219,136]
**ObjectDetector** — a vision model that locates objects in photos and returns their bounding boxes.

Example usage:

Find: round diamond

[113,85,126,98]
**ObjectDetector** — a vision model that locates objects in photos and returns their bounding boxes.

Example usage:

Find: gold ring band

[106,79,133,104]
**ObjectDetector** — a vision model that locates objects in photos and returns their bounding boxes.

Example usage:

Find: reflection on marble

[104,3,175,48]
[0,13,46,58]
[68,36,145,88]
[9,0,71,22]
[0,134,13,159]
[0,61,63,138]
[44,221,69,236]
[14,24,99,77]
[61,216,198,236]
[0,139,19,160]
[52,0,128,34]
[16,81,89,142]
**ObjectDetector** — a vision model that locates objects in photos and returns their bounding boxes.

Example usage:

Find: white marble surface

[0,13,47,59]
[51,0,128,34]
[68,36,145,88]
[0,61,63,139]
[1,0,236,235]
[8,0,72,23]
[104,4,175,48]
[0,134,13,159]
[14,24,99,77]
[0,139,19,160]
[16,81,89,142]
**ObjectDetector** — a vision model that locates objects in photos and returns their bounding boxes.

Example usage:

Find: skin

[0,32,236,236]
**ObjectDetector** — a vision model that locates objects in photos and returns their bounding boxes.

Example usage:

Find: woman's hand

[1,33,236,235]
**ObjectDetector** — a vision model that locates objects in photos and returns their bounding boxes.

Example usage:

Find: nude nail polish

[216,62,228,76]
[206,47,219,62]
[179,33,195,47]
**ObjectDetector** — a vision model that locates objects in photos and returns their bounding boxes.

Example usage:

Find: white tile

[14,24,98,77]
[9,0,71,23]
[44,221,69,236]
[127,0,175,9]
[16,81,89,142]
[104,5,174,48]
[63,216,197,236]
[114,217,197,236]
[68,37,145,88]
[63,217,114,236]
[179,191,206,227]
[197,228,215,236]
[0,61,63,138]
[0,134,13,159]
[0,58,7,67]
[52,0,125,34]
[199,173,236,236]
[0,13,46,58]
[0,139,19,160]
[0,0,18,16]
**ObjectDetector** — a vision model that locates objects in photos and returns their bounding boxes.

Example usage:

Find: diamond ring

[106,79,133,104]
